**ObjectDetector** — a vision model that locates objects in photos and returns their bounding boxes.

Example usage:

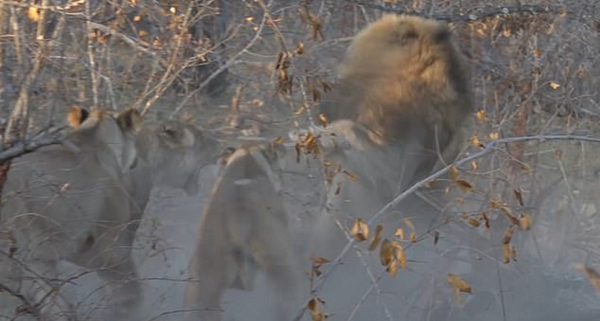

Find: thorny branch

[168,0,271,119]
[345,1,568,21]
[140,0,201,116]
[0,283,41,320]
[292,134,600,321]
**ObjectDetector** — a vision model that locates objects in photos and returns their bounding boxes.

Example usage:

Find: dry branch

[168,0,270,118]
[292,134,600,321]
[3,0,59,145]
[0,127,67,162]
[0,283,41,320]
[85,0,98,109]
[345,1,567,22]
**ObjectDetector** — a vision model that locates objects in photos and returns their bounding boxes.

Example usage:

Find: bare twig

[8,5,23,67]
[168,1,271,119]
[140,0,200,116]
[292,134,600,321]
[3,0,50,145]
[344,1,568,21]
[0,283,42,320]
[0,1,9,112]
[85,0,98,109]
[0,0,85,11]
[0,128,66,162]
[87,21,157,57]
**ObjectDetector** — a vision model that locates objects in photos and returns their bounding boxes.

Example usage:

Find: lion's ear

[66,106,90,129]
[116,109,143,134]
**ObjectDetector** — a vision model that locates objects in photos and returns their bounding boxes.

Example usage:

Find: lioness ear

[116,109,143,133]
[67,106,90,129]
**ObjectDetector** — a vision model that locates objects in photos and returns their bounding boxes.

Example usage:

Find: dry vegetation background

[1,0,600,320]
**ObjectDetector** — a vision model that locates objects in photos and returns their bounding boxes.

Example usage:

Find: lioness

[313,14,474,251]
[0,108,142,321]
[183,142,301,321]
[0,107,222,320]
[304,15,474,320]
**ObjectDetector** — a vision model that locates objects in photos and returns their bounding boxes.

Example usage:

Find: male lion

[0,107,222,320]
[183,142,301,321]
[307,15,474,320]
[314,14,474,242]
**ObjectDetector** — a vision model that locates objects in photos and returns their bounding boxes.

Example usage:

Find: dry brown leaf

[394,228,405,240]
[502,243,512,264]
[467,217,480,228]
[449,166,460,181]
[350,218,369,242]
[519,213,532,231]
[311,256,330,265]
[481,212,491,230]
[403,218,416,231]
[576,265,600,292]
[510,245,517,262]
[549,81,561,90]
[502,227,513,245]
[295,41,304,55]
[318,113,328,126]
[470,136,483,148]
[294,106,306,116]
[476,109,486,121]
[343,170,360,182]
[379,239,394,267]
[28,7,40,22]
[409,232,417,243]
[394,241,407,270]
[500,206,520,226]
[387,259,399,277]
[456,180,474,192]
[447,273,471,294]
[514,188,524,206]
[489,199,503,209]
[489,132,500,140]
[470,161,478,170]
[369,225,383,251]
[307,297,326,321]
[433,230,440,246]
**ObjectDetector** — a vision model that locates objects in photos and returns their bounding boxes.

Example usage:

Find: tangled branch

[292,134,600,321]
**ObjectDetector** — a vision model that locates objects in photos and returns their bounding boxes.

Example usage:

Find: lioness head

[134,120,221,195]
[66,106,143,174]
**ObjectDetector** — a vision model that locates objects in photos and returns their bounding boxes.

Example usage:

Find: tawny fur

[184,142,300,321]
[1,108,220,321]
[312,14,474,264]
[320,14,473,166]
[306,16,475,320]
